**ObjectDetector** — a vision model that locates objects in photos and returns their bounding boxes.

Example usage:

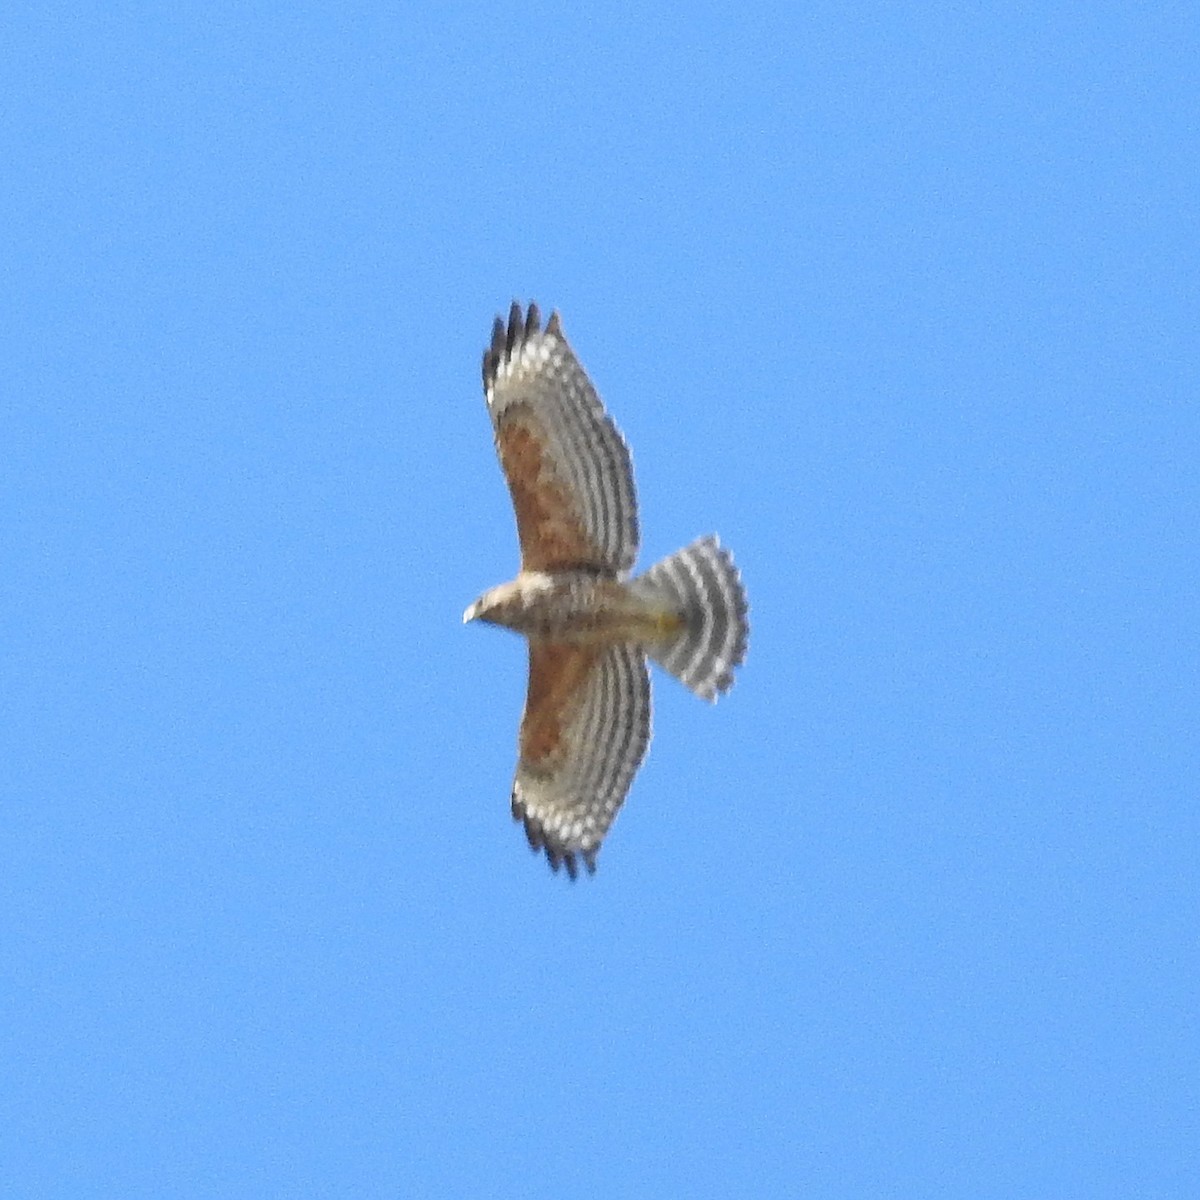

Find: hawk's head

[463,573,557,633]
[462,579,522,628]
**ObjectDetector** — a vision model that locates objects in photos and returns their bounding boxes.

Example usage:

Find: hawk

[464,303,748,877]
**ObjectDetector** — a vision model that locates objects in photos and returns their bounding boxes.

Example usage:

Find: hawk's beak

[462,601,478,624]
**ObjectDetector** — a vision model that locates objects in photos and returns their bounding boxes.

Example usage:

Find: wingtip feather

[483,302,551,395]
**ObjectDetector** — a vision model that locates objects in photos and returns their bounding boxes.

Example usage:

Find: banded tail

[636,535,749,701]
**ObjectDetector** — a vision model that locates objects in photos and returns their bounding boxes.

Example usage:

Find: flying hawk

[464,303,748,877]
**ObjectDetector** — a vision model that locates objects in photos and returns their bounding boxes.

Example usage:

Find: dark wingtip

[483,302,549,394]
[482,315,507,390]
[516,807,542,854]
[511,793,594,881]
[505,301,522,354]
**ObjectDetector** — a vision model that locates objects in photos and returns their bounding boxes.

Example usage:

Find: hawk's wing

[512,640,651,878]
[482,303,639,574]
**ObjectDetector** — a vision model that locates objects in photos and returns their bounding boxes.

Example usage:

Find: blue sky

[4,3,1197,1196]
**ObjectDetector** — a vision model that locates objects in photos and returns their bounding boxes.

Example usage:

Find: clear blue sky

[4,4,1196,1196]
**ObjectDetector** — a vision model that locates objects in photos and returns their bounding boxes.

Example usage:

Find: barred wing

[512,640,651,878]
[482,303,639,574]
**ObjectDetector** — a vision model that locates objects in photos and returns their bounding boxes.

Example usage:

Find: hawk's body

[465,571,684,644]
[465,303,748,877]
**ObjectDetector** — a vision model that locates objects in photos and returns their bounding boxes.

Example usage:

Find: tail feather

[636,536,748,700]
